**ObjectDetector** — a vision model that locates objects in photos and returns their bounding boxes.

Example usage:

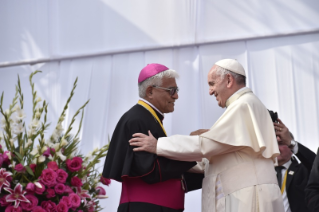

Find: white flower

[1,116,6,127]
[0,131,4,141]
[15,108,26,120]
[12,105,20,112]
[32,158,37,164]
[60,137,68,147]
[48,155,53,160]
[86,151,93,159]
[35,111,41,119]
[56,150,66,161]
[36,97,42,103]
[10,138,14,147]
[6,152,11,160]
[30,118,40,129]
[4,109,10,115]
[8,161,16,168]
[27,139,33,147]
[38,155,46,163]
[53,143,60,150]
[41,146,48,153]
[93,147,98,153]
[30,147,38,156]
[13,122,25,135]
[34,182,42,189]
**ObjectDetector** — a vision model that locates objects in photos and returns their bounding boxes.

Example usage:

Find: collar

[225,87,252,108]
[281,160,292,170]
[139,98,164,118]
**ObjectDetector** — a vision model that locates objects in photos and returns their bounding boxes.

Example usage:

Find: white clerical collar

[139,98,164,117]
[227,87,247,101]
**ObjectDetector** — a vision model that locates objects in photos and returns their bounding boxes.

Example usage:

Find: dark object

[275,166,285,189]
[268,110,278,123]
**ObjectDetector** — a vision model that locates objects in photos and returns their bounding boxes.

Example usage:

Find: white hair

[138,69,179,98]
[214,66,246,85]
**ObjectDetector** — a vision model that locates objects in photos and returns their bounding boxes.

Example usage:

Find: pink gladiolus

[4,183,30,208]
[0,168,12,190]
[100,176,111,186]
[96,186,106,195]
[56,169,68,183]
[56,201,68,212]
[66,157,82,172]
[75,187,90,205]
[4,205,22,212]
[47,161,58,171]
[54,183,65,195]
[68,193,81,209]
[14,164,26,173]
[20,194,38,211]
[40,168,57,188]
[46,188,56,199]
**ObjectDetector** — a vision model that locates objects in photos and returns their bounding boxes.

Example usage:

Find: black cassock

[102,103,203,212]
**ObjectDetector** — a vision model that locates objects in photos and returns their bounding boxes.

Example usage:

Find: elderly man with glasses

[130,59,285,212]
[102,63,202,212]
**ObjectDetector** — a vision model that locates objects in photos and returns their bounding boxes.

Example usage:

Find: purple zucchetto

[138,63,169,83]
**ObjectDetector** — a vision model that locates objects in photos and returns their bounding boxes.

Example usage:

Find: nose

[172,91,178,99]
[209,89,214,96]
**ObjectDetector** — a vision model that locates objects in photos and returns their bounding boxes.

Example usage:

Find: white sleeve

[156,135,244,162]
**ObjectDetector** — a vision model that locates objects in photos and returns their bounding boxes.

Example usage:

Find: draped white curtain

[1,1,319,211]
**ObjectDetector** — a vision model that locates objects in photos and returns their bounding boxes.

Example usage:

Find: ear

[226,74,234,88]
[146,86,153,98]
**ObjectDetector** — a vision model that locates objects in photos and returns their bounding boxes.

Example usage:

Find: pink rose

[100,176,111,186]
[5,206,22,212]
[60,196,72,208]
[47,161,58,171]
[20,194,38,211]
[32,206,46,212]
[35,182,46,195]
[26,183,35,193]
[41,200,57,212]
[40,168,57,187]
[68,193,81,209]
[64,185,74,194]
[56,169,68,183]
[0,195,11,207]
[66,157,82,172]
[14,163,26,173]
[46,188,56,199]
[56,201,68,212]
[29,164,36,173]
[96,186,106,195]
[54,183,65,195]
[71,176,82,187]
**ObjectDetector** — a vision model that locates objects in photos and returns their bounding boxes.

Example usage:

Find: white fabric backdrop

[1,1,319,211]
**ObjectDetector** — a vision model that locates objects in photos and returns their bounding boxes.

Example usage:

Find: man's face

[207,66,230,108]
[277,143,293,165]
[151,77,178,113]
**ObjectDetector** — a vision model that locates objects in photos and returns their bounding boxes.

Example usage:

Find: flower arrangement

[0,71,110,212]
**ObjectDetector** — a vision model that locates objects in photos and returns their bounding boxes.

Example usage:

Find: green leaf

[25,166,34,176]
[14,151,23,161]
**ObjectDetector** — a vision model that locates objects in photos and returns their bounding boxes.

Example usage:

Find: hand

[190,129,209,136]
[274,118,293,146]
[129,131,157,154]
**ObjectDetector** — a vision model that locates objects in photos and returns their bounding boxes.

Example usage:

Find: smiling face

[207,65,232,108]
[150,77,178,113]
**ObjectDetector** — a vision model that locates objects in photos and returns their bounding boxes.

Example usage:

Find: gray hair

[138,69,179,98]
[214,66,246,85]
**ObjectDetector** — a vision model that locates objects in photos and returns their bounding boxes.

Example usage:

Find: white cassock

[156,87,284,212]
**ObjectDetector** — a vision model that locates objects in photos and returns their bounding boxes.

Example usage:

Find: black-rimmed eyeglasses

[152,85,179,96]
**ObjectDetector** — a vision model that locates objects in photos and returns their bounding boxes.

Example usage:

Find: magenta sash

[120,177,185,210]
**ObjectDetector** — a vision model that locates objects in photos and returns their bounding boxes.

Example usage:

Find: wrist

[288,139,297,149]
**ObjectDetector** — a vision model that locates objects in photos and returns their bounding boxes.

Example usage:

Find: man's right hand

[129,131,157,154]
[190,129,209,136]
[274,118,293,146]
